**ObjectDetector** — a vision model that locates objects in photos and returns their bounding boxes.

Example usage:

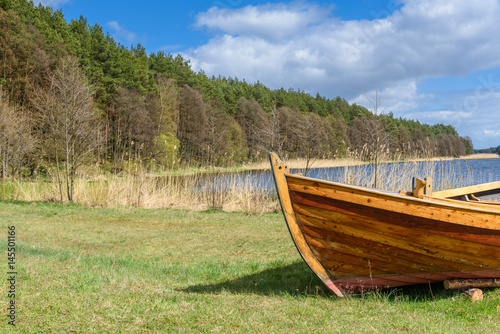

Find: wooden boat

[269,152,500,297]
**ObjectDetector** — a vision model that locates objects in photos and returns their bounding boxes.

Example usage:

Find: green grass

[0,200,499,333]
[0,182,13,200]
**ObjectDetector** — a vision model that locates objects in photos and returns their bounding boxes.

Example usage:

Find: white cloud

[35,0,70,8]
[194,2,332,41]
[106,21,139,44]
[350,81,431,114]
[187,0,500,100]
[482,129,500,138]
[186,0,500,148]
[403,87,500,148]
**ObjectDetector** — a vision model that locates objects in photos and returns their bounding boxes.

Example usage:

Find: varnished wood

[300,224,479,273]
[269,153,500,296]
[269,153,344,297]
[290,190,500,246]
[287,176,500,227]
[294,207,499,268]
[432,181,500,198]
[412,177,429,198]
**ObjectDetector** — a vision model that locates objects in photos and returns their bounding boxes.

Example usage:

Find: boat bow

[270,152,344,297]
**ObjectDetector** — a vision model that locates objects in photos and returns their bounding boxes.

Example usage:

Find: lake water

[198,158,500,194]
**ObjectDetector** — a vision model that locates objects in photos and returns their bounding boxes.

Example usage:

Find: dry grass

[244,153,499,171]
[339,159,475,192]
[12,169,280,213]
[244,157,368,170]
[7,152,490,212]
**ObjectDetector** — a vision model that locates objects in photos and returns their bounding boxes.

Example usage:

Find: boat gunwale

[285,172,500,216]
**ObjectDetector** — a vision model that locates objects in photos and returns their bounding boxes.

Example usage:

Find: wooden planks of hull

[289,188,500,247]
[287,176,500,229]
[301,229,481,274]
[293,203,500,269]
[286,176,500,290]
[269,152,500,296]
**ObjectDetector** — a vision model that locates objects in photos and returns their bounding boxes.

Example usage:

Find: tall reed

[10,157,481,212]
[12,168,280,213]
[338,159,475,192]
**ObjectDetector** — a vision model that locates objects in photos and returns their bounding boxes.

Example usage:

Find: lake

[195,157,500,194]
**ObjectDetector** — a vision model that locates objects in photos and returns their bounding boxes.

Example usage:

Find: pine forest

[0,0,474,182]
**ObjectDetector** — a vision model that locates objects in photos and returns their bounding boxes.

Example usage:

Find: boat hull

[270,153,500,296]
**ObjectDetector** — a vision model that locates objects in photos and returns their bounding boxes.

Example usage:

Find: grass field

[1,200,499,333]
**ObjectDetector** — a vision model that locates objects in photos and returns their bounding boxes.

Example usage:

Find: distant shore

[243,153,500,170]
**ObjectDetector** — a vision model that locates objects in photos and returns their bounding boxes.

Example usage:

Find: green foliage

[154,133,180,169]
[0,0,476,171]
[475,145,500,155]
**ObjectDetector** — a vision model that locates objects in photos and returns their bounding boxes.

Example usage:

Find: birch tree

[292,111,329,176]
[154,76,180,168]
[32,56,101,201]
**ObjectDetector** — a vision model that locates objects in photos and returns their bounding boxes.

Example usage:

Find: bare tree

[366,90,386,116]
[361,92,394,187]
[324,114,349,158]
[178,85,208,165]
[292,111,329,176]
[257,99,286,157]
[0,95,36,181]
[112,87,154,164]
[205,102,230,168]
[359,118,393,188]
[204,102,230,209]
[32,56,102,201]
[235,97,268,160]
[156,76,180,137]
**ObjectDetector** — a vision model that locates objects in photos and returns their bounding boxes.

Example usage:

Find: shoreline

[152,153,499,176]
[242,153,500,170]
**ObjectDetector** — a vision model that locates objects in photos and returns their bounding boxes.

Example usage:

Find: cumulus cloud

[194,2,332,41]
[482,129,500,138]
[458,90,500,147]
[350,81,431,114]
[35,0,70,7]
[188,0,500,99]
[185,0,500,147]
[106,21,139,44]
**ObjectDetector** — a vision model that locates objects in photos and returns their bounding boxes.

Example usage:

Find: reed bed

[10,169,280,213]
[6,157,482,212]
[336,159,475,192]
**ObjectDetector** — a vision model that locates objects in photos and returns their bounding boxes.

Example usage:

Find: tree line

[0,0,473,186]
[475,146,500,155]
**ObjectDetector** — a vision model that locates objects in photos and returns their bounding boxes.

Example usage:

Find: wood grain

[269,152,500,295]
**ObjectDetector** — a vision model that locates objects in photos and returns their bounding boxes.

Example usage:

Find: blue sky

[39,0,500,149]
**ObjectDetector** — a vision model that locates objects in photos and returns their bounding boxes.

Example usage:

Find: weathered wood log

[464,288,483,302]
[443,278,500,289]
